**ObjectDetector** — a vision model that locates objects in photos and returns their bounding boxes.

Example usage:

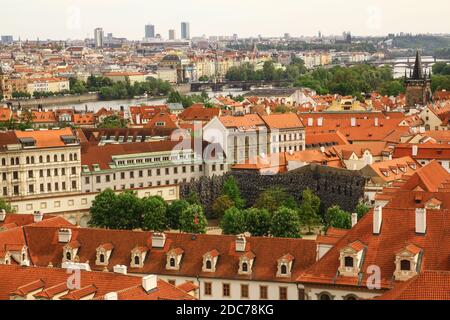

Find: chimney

[104,292,118,300]
[33,211,43,223]
[113,265,128,275]
[351,213,358,227]
[317,117,323,127]
[373,206,382,235]
[374,117,379,127]
[0,209,6,222]
[320,146,325,153]
[307,118,313,126]
[415,208,426,234]
[412,145,418,157]
[152,232,166,248]
[351,118,356,127]
[142,275,157,292]
[58,228,72,243]
[235,235,246,252]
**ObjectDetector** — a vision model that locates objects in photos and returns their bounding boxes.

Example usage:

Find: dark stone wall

[180,164,368,216]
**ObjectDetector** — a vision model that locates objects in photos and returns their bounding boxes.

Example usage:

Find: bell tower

[405,50,432,112]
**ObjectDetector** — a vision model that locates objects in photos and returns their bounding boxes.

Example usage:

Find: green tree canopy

[166,199,190,230]
[243,208,271,237]
[254,187,297,213]
[298,189,322,233]
[142,196,168,232]
[220,207,247,235]
[89,189,118,228]
[212,195,235,219]
[221,176,245,209]
[355,202,370,220]
[0,197,12,213]
[179,204,208,234]
[98,115,127,129]
[270,207,301,238]
[326,205,352,230]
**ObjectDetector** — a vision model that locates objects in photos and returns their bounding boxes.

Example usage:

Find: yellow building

[327,97,367,111]
[103,72,147,85]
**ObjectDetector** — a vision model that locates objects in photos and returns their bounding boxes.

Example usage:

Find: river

[51,89,248,112]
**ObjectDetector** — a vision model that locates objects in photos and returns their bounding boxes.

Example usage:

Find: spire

[412,50,424,79]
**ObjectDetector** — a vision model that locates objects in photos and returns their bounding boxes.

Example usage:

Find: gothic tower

[405,50,432,112]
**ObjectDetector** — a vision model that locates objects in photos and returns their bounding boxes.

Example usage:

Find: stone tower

[405,50,432,112]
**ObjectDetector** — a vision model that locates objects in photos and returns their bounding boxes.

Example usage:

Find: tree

[326,205,352,229]
[212,195,235,219]
[254,187,297,213]
[298,189,322,234]
[355,202,370,220]
[198,75,209,82]
[142,196,168,232]
[0,197,12,212]
[221,176,245,209]
[185,191,201,205]
[179,204,207,234]
[243,208,271,237]
[89,189,118,228]
[380,80,405,97]
[269,207,301,238]
[166,199,189,230]
[98,115,127,128]
[113,191,144,230]
[220,207,247,235]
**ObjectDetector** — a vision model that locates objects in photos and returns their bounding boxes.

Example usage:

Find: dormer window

[238,251,255,275]
[202,249,219,273]
[338,241,366,277]
[130,246,148,268]
[166,248,184,271]
[277,254,294,278]
[96,243,114,266]
[62,241,80,263]
[66,252,71,260]
[394,244,422,281]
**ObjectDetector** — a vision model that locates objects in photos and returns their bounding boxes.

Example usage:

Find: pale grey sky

[1,0,449,40]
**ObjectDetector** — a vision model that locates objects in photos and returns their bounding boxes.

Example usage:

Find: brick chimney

[142,275,157,292]
[373,206,382,235]
[415,208,426,234]
[58,228,72,243]
[0,209,6,222]
[152,232,166,248]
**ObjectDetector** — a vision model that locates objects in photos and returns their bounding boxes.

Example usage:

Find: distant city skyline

[1,0,450,40]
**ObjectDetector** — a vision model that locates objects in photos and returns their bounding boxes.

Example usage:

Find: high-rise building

[1,35,13,45]
[181,22,190,40]
[94,28,104,48]
[145,24,155,38]
[169,29,176,40]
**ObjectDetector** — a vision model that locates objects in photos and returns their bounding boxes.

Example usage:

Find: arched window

[46,155,50,163]
[319,292,332,300]
[61,154,65,162]
[345,256,354,268]
[26,156,30,164]
[10,157,14,165]
[15,157,19,165]
[280,264,287,275]
[1,158,5,166]
[242,262,248,272]
[54,155,58,162]
[69,154,73,161]
[344,295,358,300]
[99,253,105,263]
[66,251,72,260]
[22,253,26,261]
[206,260,212,270]
[31,156,34,164]
[39,156,43,163]
[74,153,78,161]
[400,260,411,271]
[170,258,176,267]
[134,255,140,265]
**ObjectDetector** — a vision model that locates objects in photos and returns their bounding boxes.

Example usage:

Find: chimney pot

[152,232,166,248]
[58,228,72,243]
[142,275,157,292]
[373,206,382,235]
[351,213,358,227]
[415,208,426,234]
[235,235,246,252]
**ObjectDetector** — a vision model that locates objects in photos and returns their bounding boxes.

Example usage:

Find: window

[344,256,354,268]
[54,155,58,162]
[134,256,140,265]
[260,286,268,299]
[319,292,333,300]
[241,284,249,298]
[279,287,288,300]
[280,264,287,275]
[206,260,212,270]
[223,283,230,297]
[130,172,134,178]
[400,259,411,271]
[96,176,101,183]
[99,254,105,263]
[169,258,176,268]
[66,251,72,260]
[204,282,212,296]
[242,262,248,272]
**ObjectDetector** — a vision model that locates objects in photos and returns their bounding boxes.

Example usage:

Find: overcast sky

[1,0,449,40]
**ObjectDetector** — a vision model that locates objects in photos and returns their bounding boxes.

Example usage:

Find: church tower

[405,50,432,112]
